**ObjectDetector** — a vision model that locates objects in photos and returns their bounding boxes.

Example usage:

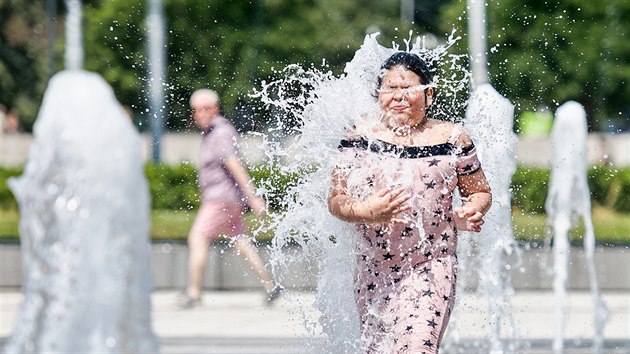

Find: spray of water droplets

[250,31,473,351]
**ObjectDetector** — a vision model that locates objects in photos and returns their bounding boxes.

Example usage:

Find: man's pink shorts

[190,202,246,241]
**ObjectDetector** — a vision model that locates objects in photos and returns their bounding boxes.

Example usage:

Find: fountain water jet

[3,71,157,353]
[545,100,608,353]
[253,32,477,352]
[442,83,520,354]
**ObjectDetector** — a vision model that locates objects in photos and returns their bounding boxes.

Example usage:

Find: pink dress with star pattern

[335,124,481,353]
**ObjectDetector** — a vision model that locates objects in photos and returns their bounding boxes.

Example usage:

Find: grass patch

[0,209,275,244]
[150,209,275,243]
[513,206,630,246]
[2,207,629,245]
[0,209,19,240]
[150,209,194,241]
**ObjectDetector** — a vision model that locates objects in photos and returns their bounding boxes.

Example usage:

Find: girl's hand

[362,187,412,223]
[453,203,485,232]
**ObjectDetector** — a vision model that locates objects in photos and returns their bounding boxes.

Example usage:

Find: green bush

[585,166,630,212]
[613,169,630,212]
[249,163,302,211]
[145,163,199,210]
[144,162,302,211]
[0,167,22,209]
[510,165,630,214]
[588,165,617,206]
[510,166,549,214]
[0,165,629,213]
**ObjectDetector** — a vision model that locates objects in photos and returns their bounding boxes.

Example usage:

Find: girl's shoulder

[425,119,457,141]
[426,119,472,146]
[426,118,455,131]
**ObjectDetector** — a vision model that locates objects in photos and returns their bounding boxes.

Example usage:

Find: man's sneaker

[266,284,285,305]
[175,291,201,309]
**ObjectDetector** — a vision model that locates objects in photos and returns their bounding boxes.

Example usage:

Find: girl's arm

[454,169,492,232]
[328,170,411,223]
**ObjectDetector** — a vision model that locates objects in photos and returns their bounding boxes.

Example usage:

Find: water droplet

[55,196,67,208]
[67,198,79,211]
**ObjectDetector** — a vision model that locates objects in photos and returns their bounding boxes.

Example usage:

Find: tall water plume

[545,101,608,353]
[443,84,520,353]
[3,71,157,353]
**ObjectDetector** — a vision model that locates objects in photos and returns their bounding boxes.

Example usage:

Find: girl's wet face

[378,66,432,129]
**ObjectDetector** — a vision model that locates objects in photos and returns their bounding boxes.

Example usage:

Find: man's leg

[233,237,274,292]
[186,231,211,299]
[183,203,221,300]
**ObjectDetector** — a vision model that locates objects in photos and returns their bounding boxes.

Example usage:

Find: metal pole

[400,0,414,23]
[147,0,166,162]
[467,0,488,85]
[47,0,57,77]
[64,0,83,70]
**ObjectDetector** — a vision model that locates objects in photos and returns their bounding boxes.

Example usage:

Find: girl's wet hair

[378,52,434,86]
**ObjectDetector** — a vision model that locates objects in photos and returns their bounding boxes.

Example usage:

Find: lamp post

[400,0,414,23]
[467,0,488,85]
[47,0,57,77]
[64,0,83,70]
[147,0,166,162]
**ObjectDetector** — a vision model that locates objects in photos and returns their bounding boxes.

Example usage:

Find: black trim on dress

[338,137,475,158]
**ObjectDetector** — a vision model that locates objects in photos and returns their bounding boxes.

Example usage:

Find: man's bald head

[190,89,221,130]
[190,89,220,107]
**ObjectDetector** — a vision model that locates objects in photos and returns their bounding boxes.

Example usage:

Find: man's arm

[224,157,266,215]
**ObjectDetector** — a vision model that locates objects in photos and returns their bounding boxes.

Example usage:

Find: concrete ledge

[1,242,628,291]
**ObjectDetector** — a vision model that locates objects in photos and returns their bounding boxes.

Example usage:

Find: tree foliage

[3,0,629,132]
[441,0,630,131]
[0,0,49,130]
[83,0,420,132]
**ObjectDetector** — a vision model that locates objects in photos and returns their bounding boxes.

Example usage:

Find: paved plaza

[1,289,629,353]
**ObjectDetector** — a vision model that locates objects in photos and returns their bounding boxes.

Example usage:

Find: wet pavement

[1,289,628,353]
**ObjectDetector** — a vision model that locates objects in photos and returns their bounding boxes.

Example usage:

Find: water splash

[443,84,521,353]
[4,71,157,353]
[252,32,474,352]
[545,101,608,353]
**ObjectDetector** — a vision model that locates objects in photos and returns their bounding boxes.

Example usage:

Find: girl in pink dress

[328,52,492,353]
